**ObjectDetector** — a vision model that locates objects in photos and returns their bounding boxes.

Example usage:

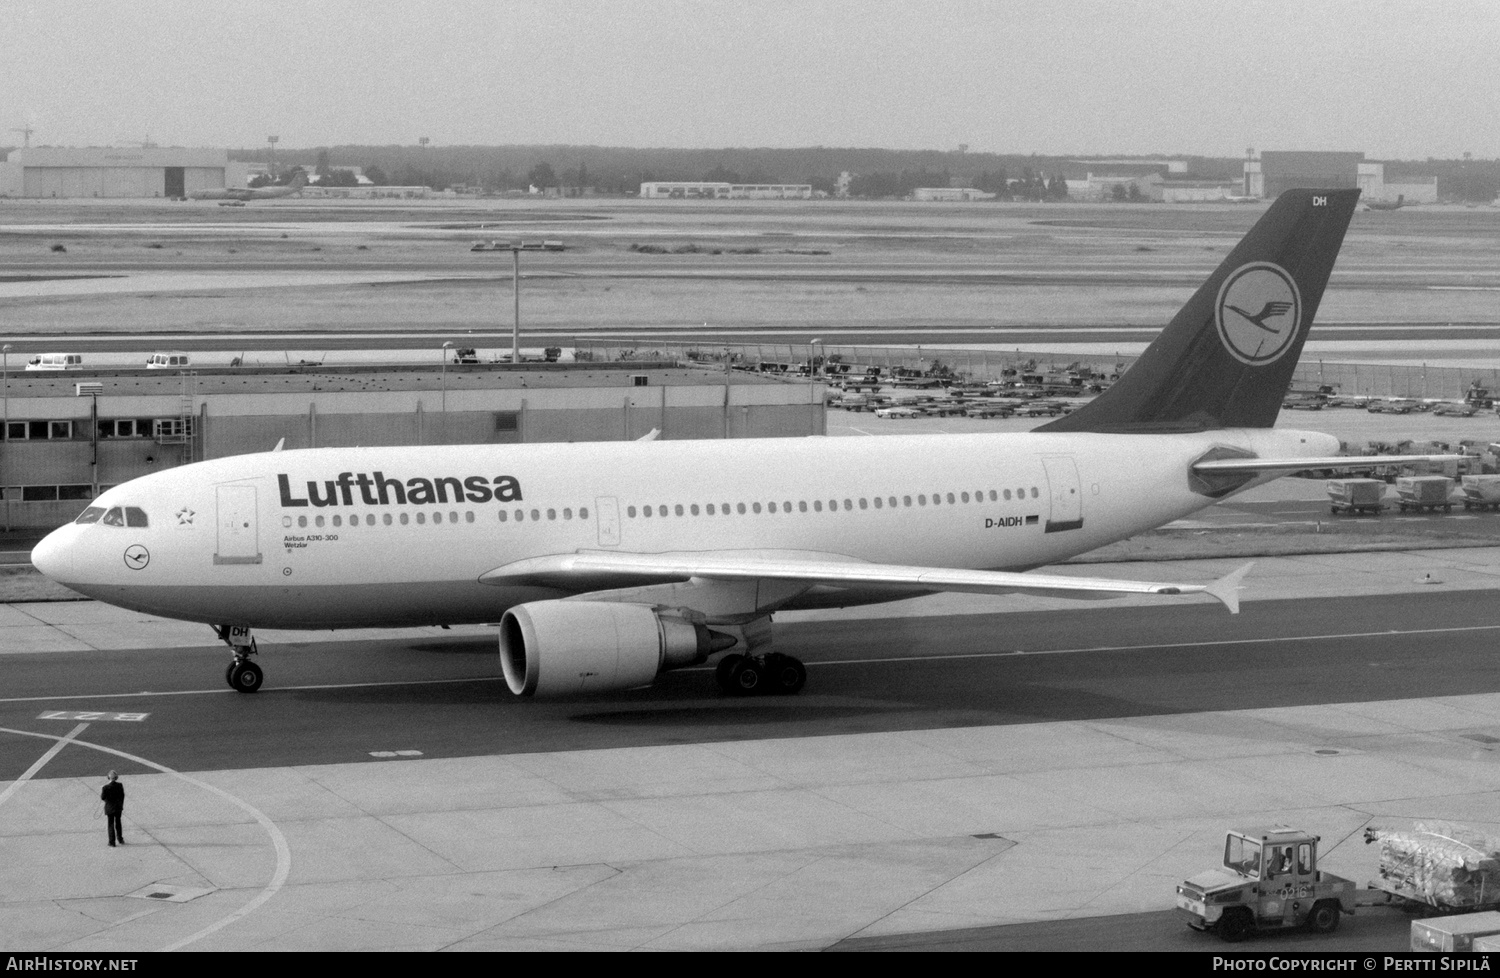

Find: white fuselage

[33,427,1336,629]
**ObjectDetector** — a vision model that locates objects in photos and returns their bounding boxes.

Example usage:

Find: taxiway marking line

[0,725,291,953]
[0,722,88,810]
[3,623,1500,704]
[0,675,495,705]
[809,622,1500,666]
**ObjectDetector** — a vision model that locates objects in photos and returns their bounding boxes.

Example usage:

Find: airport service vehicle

[1014,401,1066,418]
[964,404,1015,419]
[1327,478,1386,514]
[25,353,83,371]
[32,189,1455,699]
[1177,827,1358,941]
[146,352,191,369]
[1368,398,1419,414]
[1179,826,1500,943]
[1282,394,1325,410]
[452,348,480,365]
[873,406,920,419]
[1433,401,1479,417]
[1461,475,1500,511]
[1395,475,1454,512]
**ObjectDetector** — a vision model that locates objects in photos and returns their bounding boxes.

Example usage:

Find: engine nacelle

[499,600,736,697]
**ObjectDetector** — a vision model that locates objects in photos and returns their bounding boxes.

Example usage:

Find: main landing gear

[214,624,263,693]
[714,653,807,696]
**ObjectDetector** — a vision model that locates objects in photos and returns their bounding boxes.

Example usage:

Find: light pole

[266,135,278,181]
[511,245,522,362]
[473,241,557,363]
[440,341,453,441]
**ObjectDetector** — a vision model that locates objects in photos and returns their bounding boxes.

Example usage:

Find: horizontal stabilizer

[480,550,1245,612]
[1194,454,1465,474]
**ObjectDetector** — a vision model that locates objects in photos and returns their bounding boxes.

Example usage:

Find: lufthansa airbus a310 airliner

[32,189,1415,698]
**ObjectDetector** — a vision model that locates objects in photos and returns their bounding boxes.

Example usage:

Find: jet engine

[499,600,737,697]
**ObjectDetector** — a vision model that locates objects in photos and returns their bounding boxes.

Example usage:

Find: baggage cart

[1327,478,1385,515]
[1411,911,1500,952]
[1461,474,1500,511]
[1396,475,1454,513]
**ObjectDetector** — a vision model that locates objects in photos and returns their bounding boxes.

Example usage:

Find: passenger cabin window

[75,507,105,524]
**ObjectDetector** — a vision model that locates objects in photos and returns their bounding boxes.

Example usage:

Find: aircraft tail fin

[1038,188,1360,433]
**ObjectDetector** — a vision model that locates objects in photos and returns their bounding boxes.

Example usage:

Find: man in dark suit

[101,771,124,846]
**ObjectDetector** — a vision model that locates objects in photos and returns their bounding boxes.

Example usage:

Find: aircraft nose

[30,527,75,581]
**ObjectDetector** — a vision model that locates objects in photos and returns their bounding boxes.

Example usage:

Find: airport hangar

[1243,150,1438,204]
[0,146,250,199]
[0,361,825,531]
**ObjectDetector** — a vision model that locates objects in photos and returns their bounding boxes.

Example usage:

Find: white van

[25,353,83,371]
[145,352,191,369]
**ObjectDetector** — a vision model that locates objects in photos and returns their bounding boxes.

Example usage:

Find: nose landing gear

[214,625,263,693]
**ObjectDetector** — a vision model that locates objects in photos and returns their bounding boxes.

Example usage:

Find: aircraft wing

[1194,454,1462,474]
[480,551,1251,613]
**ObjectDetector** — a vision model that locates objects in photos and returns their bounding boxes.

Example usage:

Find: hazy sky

[5,0,1496,159]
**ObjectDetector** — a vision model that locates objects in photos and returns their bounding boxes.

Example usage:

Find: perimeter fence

[574,339,1500,400]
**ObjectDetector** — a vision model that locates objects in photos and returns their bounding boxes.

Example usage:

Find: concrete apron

[3,548,1500,950]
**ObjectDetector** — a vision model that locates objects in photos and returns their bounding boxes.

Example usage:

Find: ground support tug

[1177,825,1500,942]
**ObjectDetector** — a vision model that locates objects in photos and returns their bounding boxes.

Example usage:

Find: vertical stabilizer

[1039,188,1359,433]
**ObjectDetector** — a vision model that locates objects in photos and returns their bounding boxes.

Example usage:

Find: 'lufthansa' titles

[279,472,522,508]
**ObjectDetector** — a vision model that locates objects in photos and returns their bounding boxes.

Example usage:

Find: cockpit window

[125,507,148,527]
[75,507,105,524]
[100,507,125,527]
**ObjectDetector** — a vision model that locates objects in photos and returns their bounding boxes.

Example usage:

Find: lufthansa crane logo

[123,545,150,570]
[1214,262,1303,366]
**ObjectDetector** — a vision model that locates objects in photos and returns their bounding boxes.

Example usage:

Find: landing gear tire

[1307,900,1341,934]
[228,660,263,693]
[715,654,747,693]
[1217,908,1253,943]
[764,653,807,695]
[727,657,765,696]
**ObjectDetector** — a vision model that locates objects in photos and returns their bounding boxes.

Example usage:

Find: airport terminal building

[0,362,826,530]
[0,146,250,198]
